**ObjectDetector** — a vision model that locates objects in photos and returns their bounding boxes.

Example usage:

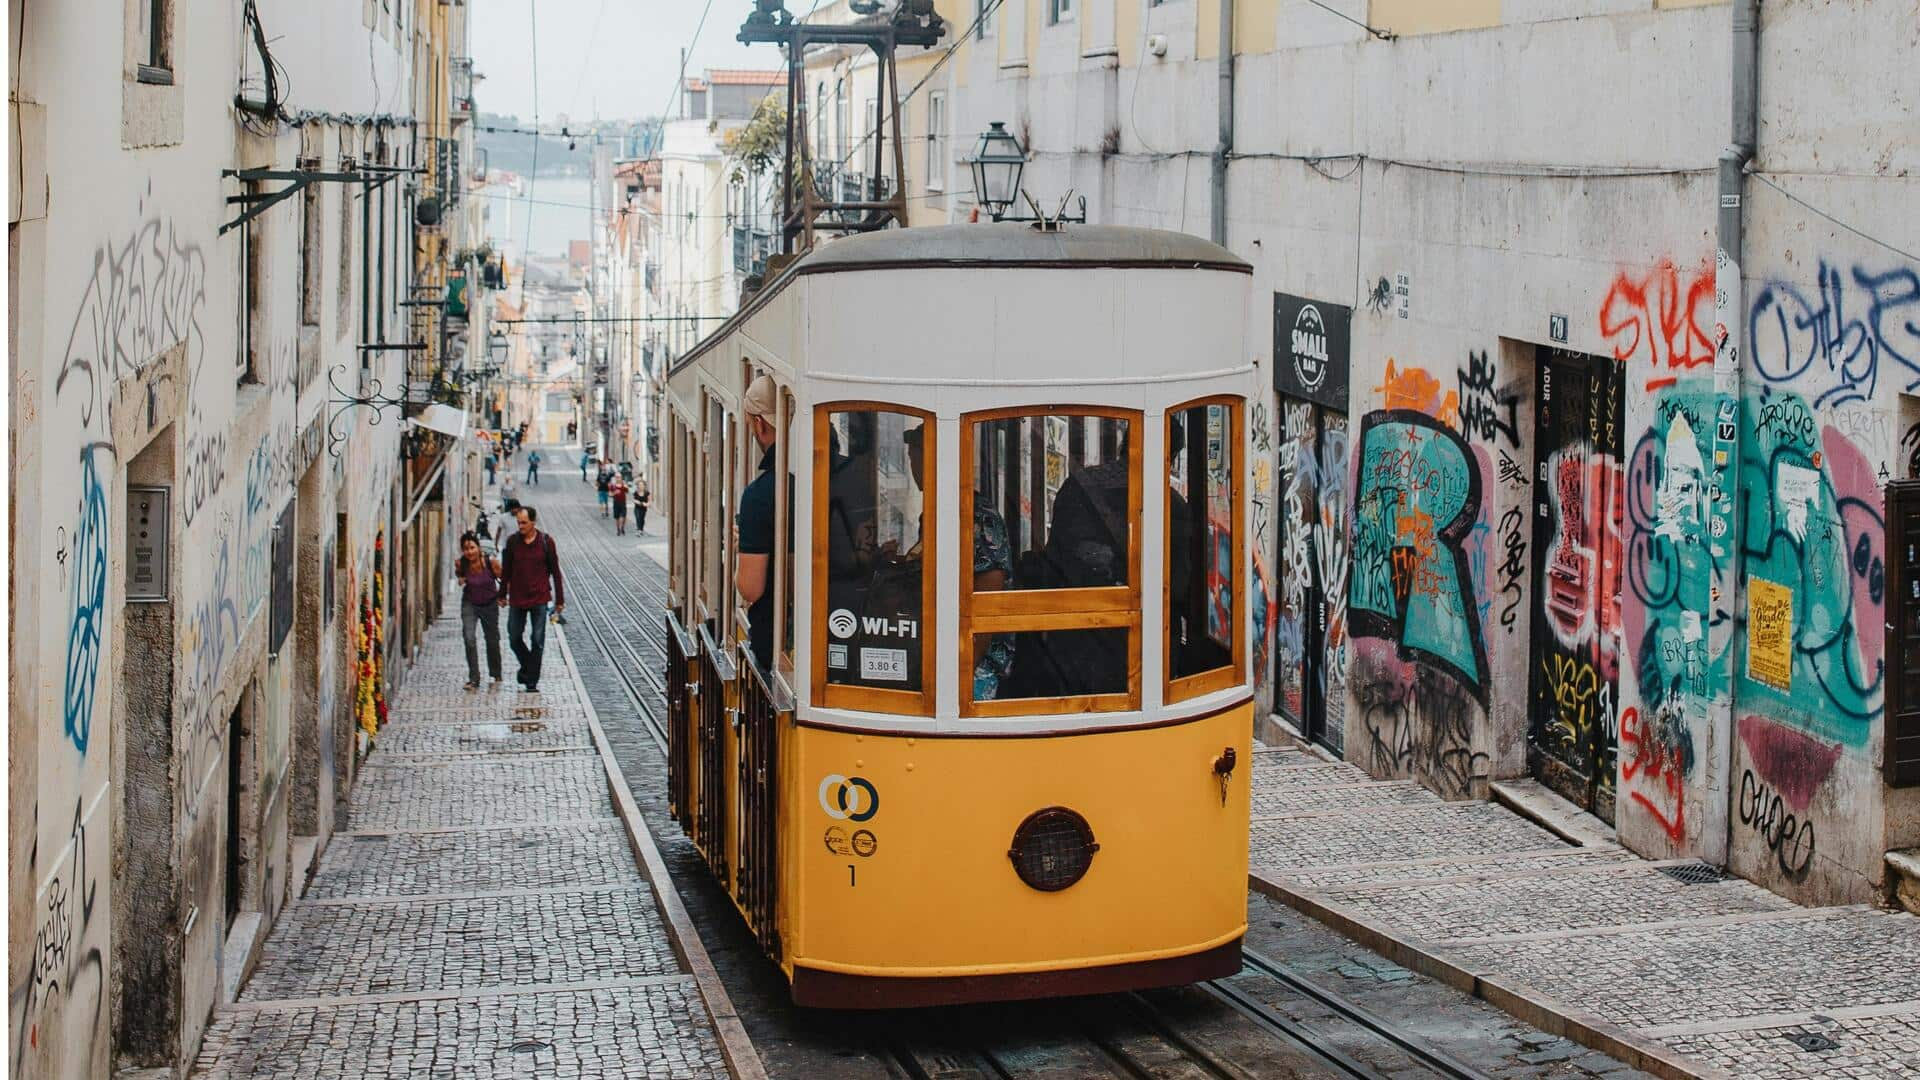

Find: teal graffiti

[62,443,113,754]
[1737,387,1882,746]
[1349,410,1488,700]
[1623,381,1725,724]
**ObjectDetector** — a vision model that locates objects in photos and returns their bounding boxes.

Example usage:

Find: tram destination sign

[1272,292,1352,410]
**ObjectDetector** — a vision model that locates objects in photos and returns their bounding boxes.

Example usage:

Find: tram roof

[789,223,1252,277]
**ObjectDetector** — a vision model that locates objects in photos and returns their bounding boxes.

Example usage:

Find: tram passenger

[900,427,1015,700]
[1002,444,1130,700]
[736,375,783,673]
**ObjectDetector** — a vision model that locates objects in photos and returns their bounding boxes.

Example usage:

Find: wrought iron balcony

[451,58,475,125]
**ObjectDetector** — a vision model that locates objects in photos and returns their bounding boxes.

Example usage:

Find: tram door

[1527,348,1625,821]
[1273,397,1349,755]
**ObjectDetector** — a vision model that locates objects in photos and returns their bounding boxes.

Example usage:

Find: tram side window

[1167,399,1242,699]
[815,405,934,712]
[963,410,1141,714]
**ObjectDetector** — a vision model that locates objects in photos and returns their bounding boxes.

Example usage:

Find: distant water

[485,172,597,263]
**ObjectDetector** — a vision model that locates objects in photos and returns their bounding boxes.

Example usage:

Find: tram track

[531,474,1560,1080]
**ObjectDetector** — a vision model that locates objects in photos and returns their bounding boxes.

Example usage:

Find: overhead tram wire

[820,0,1008,181]
[522,0,541,264]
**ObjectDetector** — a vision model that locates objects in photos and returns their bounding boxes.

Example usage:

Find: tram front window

[817,406,933,708]
[963,410,1141,714]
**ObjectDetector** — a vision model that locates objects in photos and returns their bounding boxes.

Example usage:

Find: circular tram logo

[818,774,879,822]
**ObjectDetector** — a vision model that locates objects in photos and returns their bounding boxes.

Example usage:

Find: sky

[470,0,776,125]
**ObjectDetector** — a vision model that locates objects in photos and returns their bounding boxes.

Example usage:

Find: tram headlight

[1007,807,1099,892]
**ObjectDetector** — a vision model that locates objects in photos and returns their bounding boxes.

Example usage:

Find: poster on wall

[1747,576,1793,691]
[1272,293,1352,410]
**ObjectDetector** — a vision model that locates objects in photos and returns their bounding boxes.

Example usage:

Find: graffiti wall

[1723,252,1913,902]
[1344,351,1533,798]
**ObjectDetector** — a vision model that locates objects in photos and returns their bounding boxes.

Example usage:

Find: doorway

[1527,347,1625,820]
[1273,397,1351,755]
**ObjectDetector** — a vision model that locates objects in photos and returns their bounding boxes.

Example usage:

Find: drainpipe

[1706,0,1758,863]
[1211,0,1234,245]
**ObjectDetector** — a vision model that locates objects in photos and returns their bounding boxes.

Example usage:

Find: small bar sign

[127,486,170,602]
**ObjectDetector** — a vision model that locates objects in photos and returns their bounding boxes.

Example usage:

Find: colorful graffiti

[1599,258,1715,391]
[1736,386,1884,746]
[1250,400,1275,699]
[1354,642,1489,798]
[1350,409,1488,700]
[1749,260,1920,409]
[1313,415,1351,749]
[1620,380,1720,835]
[1620,705,1689,843]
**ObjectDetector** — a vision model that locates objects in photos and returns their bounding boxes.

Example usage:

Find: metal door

[1528,348,1625,819]
[1274,399,1350,755]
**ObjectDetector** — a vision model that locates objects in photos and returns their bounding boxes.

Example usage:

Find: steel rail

[1240,949,1496,1080]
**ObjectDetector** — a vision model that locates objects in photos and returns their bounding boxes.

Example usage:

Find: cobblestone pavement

[540,479,1647,1080]
[191,613,730,1078]
[1250,746,1920,1077]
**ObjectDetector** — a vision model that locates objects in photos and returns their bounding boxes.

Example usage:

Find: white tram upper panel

[675,223,1254,396]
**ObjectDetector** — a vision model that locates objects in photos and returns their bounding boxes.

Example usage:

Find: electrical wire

[1751,171,1920,265]
[656,0,721,125]
[566,0,614,119]
[1304,0,1397,42]
[522,0,541,264]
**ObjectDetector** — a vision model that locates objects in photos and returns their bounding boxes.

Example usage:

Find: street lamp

[489,330,508,367]
[968,122,1026,222]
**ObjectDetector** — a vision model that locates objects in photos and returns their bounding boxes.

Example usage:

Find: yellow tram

[660,224,1255,1007]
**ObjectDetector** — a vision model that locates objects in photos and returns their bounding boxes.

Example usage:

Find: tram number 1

[847,864,856,887]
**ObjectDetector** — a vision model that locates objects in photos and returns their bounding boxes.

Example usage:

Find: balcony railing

[451,58,475,125]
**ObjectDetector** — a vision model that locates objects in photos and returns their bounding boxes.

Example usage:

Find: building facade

[777,0,1919,910]
[7,0,487,1075]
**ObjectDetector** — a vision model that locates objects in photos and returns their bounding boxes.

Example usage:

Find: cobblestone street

[190,614,746,1079]
[1249,748,1920,1078]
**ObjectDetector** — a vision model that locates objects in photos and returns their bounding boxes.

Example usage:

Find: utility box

[127,486,170,602]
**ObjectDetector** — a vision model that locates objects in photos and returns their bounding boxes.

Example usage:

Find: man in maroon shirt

[499,505,566,691]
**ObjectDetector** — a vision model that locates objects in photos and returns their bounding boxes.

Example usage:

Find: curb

[1247,872,1729,1080]
[556,628,770,1080]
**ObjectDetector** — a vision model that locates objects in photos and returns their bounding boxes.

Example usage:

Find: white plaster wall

[8,0,413,1075]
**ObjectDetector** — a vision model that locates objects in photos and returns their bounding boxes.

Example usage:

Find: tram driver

[736,375,783,673]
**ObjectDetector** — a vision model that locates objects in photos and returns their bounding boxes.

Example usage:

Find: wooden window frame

[959,405,1143,718]
[1164,395,1246,704]
[811,402,938,717]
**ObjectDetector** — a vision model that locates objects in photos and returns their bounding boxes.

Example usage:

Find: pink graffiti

[1542,448,1625,680]
[1821,426,1886,679]
[1737,714,1841,814]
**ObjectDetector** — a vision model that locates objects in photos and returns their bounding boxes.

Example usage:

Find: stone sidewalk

[192,612,759,1079]
[1248,743,1920,1079]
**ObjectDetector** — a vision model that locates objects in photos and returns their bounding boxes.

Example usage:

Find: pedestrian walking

[596,465,612,517]
[500,505,565,693]
[455,533,505,690]
[581,451,592,482]
[634,476,650,533]
[609,473,629,535]
[527,449,542,485]
[500,473,519,508]
[485,451,497,486]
